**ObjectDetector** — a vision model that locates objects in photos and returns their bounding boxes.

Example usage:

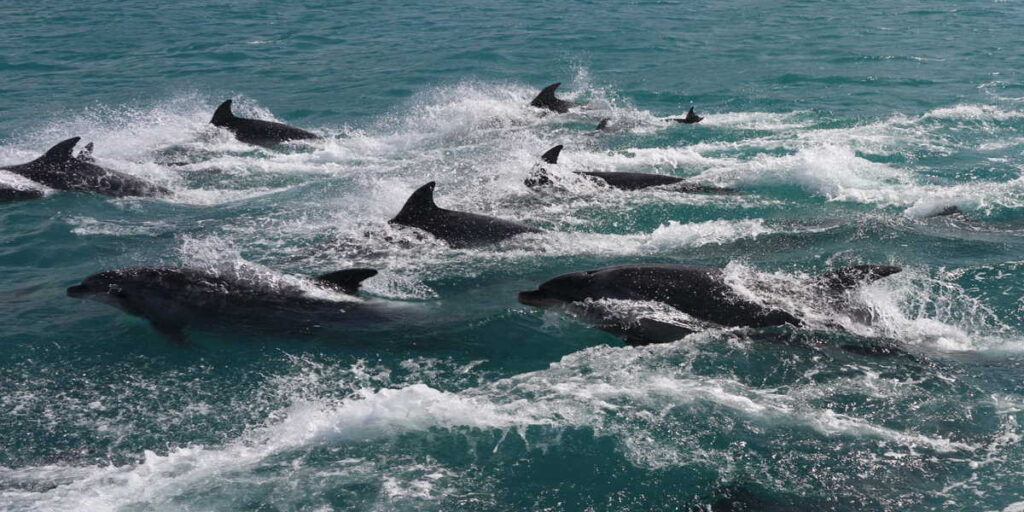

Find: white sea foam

[695,110,815,131]
[923,104,1024,121]
[67,216,172,237]
[3,342,984,511]
[717,262,1021,352]
[510,218,774,255]
[177,235,363,303]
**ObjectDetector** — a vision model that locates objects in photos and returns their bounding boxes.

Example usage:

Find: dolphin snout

[66,284,88,298]
[518,289,561,308]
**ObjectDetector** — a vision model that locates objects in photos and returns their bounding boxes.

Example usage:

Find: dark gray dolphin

[67,266,410,337]
[0,137,170,200]
[389,181,542,248]
[210,99,321,147]
[525,145,735,193]
[530,83,576,113]
[671,107,704,124]
[518,263,903,345]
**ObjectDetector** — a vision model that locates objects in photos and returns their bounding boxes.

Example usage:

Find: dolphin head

[67,269,139,309]
[67,267,198,318]
[518,269,607,308]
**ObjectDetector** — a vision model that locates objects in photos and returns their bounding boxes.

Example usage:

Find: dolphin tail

[37,137,81,164]
[817,265,902,291]
[530,83,562,108]
[540,145,563,164]
[390,182,440,224]
[211,100,235,126]
[317,268,378,295]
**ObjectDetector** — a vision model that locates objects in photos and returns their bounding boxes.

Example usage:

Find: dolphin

[66,266,414,337]
[671,107,704,124]
[389,181,542,248]
[530,83,576,113]
[518,263,903,345]
[525,145,735,193]
[210,99,321,147]
[0,137,170,200]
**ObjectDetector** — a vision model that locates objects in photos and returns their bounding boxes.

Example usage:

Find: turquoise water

[3,0,1024,510]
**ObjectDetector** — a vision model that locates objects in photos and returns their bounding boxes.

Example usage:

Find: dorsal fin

[530,83,561,108]
[39,137,81,164]
[77,142,94,162]
[390,181,440,223]
[684,107,703,124]
[211,100,235,126]
[817,265,902,291]
[540,145,563,164]
[596,118,610,131]
[316,268,378,295]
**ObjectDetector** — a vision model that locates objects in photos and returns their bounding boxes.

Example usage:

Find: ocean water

[2,0,1024,510]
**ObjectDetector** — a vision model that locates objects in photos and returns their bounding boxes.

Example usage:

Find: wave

[3,334,1004,510]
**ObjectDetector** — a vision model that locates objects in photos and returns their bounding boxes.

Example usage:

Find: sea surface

[2,1,1024,510]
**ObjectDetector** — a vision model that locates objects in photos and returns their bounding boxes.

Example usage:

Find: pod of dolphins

[2,83,908,344]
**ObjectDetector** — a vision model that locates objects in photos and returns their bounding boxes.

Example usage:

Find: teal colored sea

[3,1,1024,510]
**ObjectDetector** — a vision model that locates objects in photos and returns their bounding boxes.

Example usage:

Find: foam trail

[695,110,815,131]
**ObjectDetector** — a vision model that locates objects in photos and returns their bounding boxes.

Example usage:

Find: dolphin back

[530,83,574,113]
[211,99,320,146]
[817,265,902,291]
[317,268,378,295]
[211,99,236,126]
[390,181,540,247]
[2,137,169,198]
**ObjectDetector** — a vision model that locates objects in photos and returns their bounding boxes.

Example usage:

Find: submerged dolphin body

[210,99,321,147]
[518,263,903,345]
[923,205,966,219]
[530,83,577,113]
[525,145,735,193]
[0,137,170,200]
[67,266,412,337]
[389,181,542,248]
